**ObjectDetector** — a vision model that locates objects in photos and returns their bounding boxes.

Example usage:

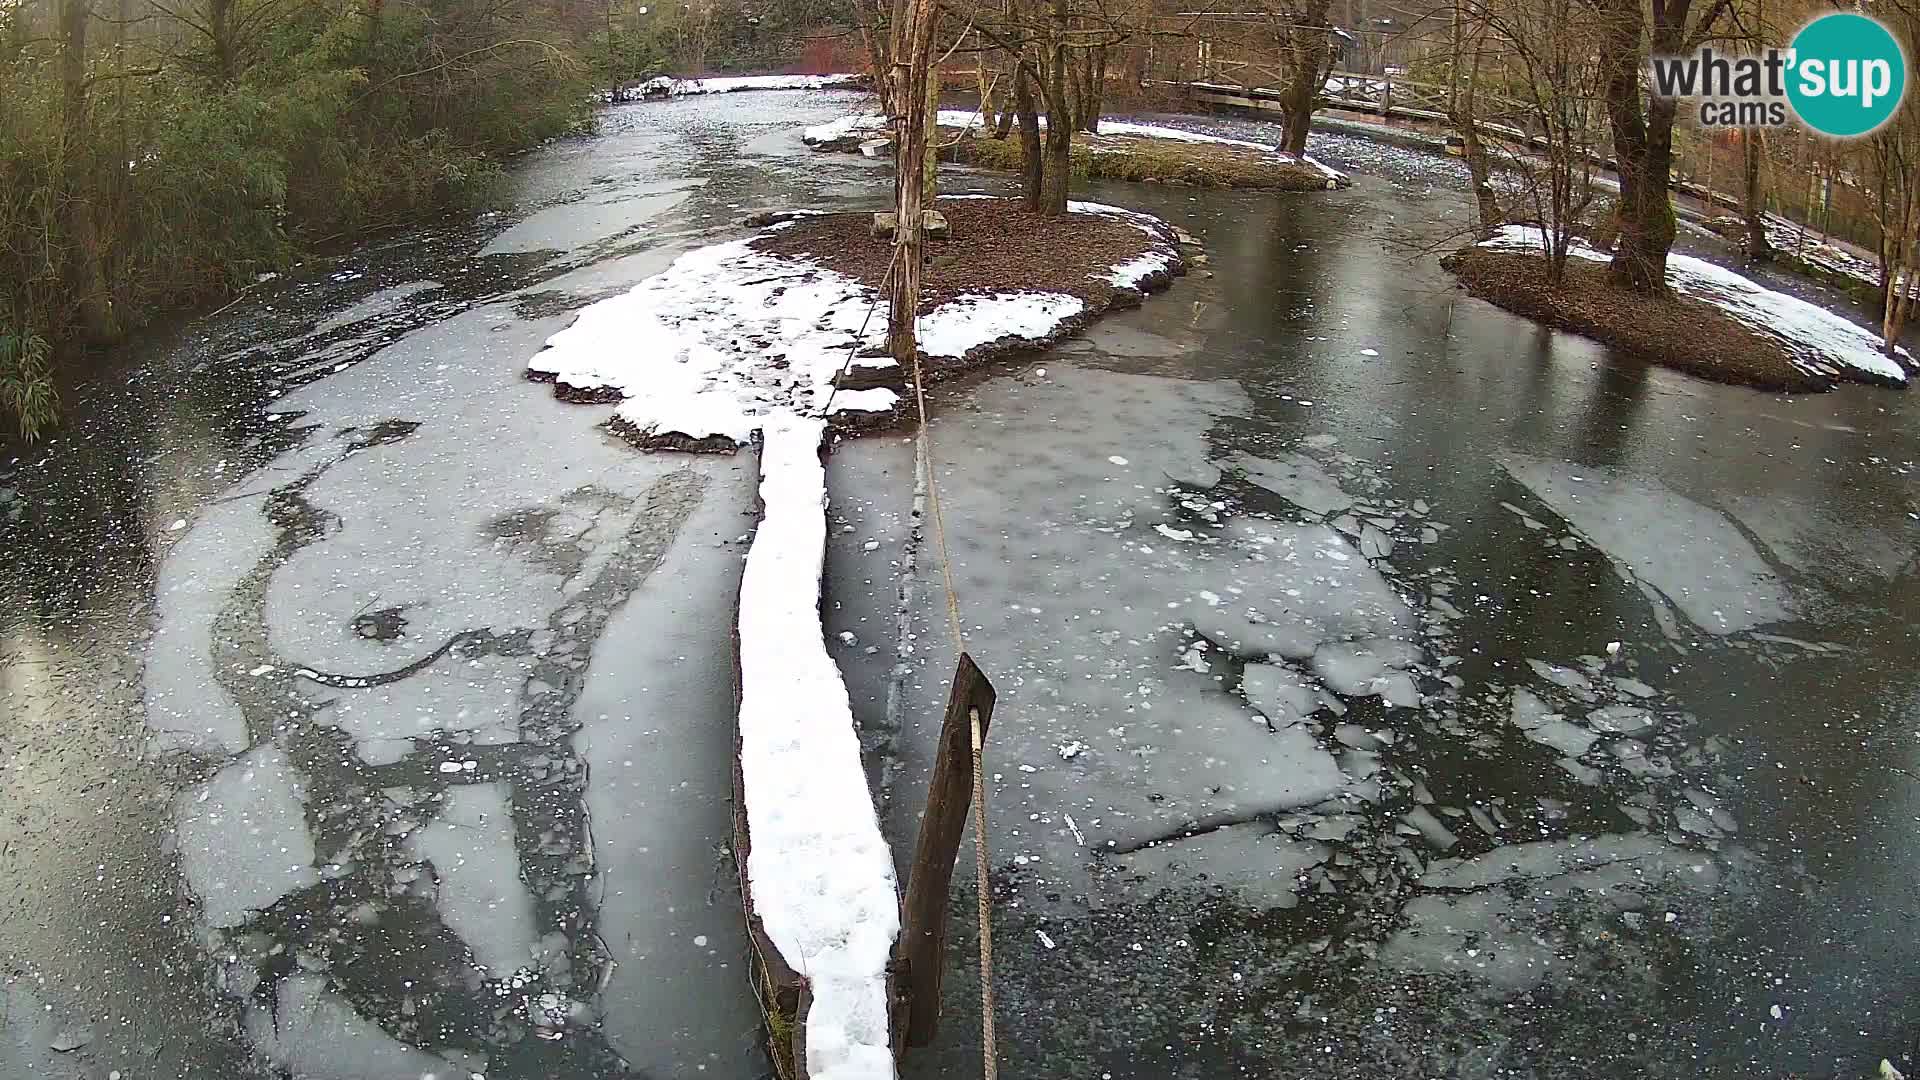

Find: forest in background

[0,0,846,439]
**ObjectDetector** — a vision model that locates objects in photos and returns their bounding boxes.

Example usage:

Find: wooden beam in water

[895,651,996,1049]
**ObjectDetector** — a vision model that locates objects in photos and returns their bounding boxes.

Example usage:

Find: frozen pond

[833,156,1920,1078]
[1,85,1917,1080]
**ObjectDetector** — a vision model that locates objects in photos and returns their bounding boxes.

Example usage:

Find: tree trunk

[59,0,119,346]
[1038,39,1072,215]
[1014,58,1042,210]
[207,0,235,83]
[1888,261,1913,357]
[1070,47,1102,132]
[1885,197,1916,358]
[1279,0,1332,156]
[975,44,999,133]
[1450,29,1501,236]
[1597,0,1674,295]
[1082,46,1106,131]
[923,49,939,202]
[1741,129,1772,261]
[862,1,896,117]
[885,0,936,365]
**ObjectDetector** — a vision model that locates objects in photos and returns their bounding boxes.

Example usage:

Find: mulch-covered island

[753,195,1184,365]
[804,112,1351,192]
[1442,226,1913,393]
[525,195,1191,450]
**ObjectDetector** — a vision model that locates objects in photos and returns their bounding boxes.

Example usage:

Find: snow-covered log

[733,413,899,1080]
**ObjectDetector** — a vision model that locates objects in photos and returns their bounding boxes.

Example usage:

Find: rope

[905,334,966,656]
[901,277,994,1078]
[969,706,996,1080]
[819,244,906,420]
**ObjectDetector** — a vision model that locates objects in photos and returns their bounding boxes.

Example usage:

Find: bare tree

[59,0,119,344]
[1456,0,1605,280]
[1585,0,1737,295]
[1447,0,1502,235]
[1738,128,1771,260]
[1863,0,1917,358]
[1275,0,1334,155]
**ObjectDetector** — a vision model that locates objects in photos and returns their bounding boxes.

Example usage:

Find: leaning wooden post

[896,652,996,1047]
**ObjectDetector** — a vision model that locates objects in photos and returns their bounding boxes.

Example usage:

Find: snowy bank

[610,72,867,102]
[802,111,1348,188]
[528,232,899,448]
[1479,225,1910,386]
[737,413,898,1079]
[530,197,1187,447]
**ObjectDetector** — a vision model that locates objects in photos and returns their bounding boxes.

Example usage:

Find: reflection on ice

[1500,453,1792,635]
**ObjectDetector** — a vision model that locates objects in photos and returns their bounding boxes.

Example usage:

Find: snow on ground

[1754,212,1920,300]
[918,292,1085,358]
[617,73,866,101]
[801,110,1347,182]
[532,200,1180,446]
[737,414,898,1080]
[530,235,897,445]
[1480,224,1910,384]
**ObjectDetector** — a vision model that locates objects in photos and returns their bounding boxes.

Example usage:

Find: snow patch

[919,292,1086,359]
[803,112,1348,183]
[533,199,1177,447]
[1480,224,1909,384]
[531,237,894,445]
[738,414,898,1079]
[629,73,865,101]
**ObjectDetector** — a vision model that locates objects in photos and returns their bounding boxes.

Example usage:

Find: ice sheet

[1499,453,1792,635]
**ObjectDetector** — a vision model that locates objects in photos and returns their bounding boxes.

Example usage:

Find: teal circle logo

[1786,13,1907,137]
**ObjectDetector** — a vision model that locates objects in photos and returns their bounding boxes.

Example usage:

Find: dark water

[854,163,1920,1080]
[2,89,1916,1080]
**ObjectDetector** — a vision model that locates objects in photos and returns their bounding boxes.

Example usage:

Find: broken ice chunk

[1109,823,1329,910]
[1241,663,1320,728]
[1310,639,1419,697]
[1359,525,1394,560]
[1334,724,1382,750]
[1400,806,1458,852]
[1191,606,1320,660]
[1585,705,1655,734]
[1611,676,1657,699]
[1231,452,1353,517]
[1163,460,1223,490]
[1508,688,1554,730]
[1376,672,1420,709]
[1526,658,1593,692]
